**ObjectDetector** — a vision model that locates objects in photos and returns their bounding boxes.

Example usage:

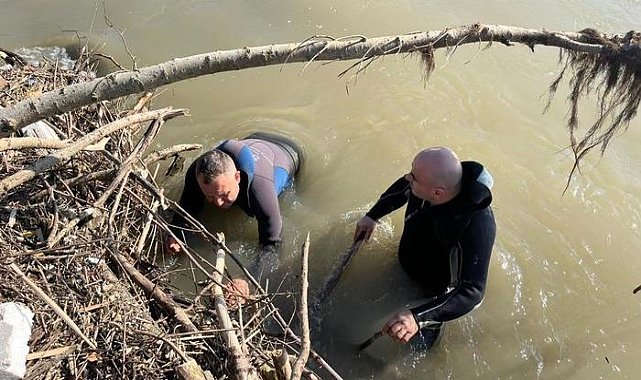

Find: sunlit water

[3,1,641,378]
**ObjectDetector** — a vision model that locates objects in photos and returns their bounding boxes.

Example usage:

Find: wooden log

[292,232,311,380]
[0,136,109,152]
[176,359,209,380]
[143,143,202,166]
[0,25,612,131]
[313,237,364,307]
[26,345,76,361]
[212,247,258,380]
[272,349,292,380]
[109,250,198,333]
[0,137,66,151]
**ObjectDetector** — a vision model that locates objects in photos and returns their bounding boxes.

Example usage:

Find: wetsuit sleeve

[410,208,496,324]
[366,177,410,221]
[170,159,204,232]
[248,178,283,248]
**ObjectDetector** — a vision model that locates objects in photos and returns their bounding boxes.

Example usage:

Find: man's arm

[410,208,496,325]
[354,176,410,242]
[249,178,283,248]
[366,177,411,221]
[166,159,205,253]
[382,208,496,343]
[246,179,283,276]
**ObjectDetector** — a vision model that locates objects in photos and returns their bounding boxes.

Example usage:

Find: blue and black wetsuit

[171,132,302,248]
[366,161,496,332]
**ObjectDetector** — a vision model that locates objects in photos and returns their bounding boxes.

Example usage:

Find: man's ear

[234,171,241,183]
[434,187,446,198]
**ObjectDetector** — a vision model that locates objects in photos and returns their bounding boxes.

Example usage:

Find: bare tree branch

[0,107,185,199]
[292,232,311,380]
[0,24,622,131]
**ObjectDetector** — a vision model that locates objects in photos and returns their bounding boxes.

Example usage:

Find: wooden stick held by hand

[358,331,383,351]
[313,236,365,306]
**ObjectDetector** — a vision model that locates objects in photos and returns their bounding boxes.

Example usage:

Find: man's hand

[382,310,419,344]
[354,215,377,243]
[249,245,279,278]
[222,278,250,309]
[165,235,182,254]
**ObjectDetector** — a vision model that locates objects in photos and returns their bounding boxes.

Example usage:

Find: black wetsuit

[171,133,301,248]
[366,161,496,328]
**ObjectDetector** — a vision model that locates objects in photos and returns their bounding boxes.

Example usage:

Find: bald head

[408,147,462,204]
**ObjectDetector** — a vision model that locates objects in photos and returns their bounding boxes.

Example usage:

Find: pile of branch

[0,52,335,379]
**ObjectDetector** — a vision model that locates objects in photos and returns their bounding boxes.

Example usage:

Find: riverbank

[0,49,330,380]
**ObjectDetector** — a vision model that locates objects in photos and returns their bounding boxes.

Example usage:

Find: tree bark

[213,249,258,380]
[0,24,620,131]
[272,349,292,380]
[212,247,258,380]
[292,233,311,380]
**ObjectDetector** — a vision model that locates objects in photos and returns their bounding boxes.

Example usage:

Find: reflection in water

[3,0,641,378]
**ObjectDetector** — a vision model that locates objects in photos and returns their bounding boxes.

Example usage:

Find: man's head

[405,147,463,205]
[195,149,241,209]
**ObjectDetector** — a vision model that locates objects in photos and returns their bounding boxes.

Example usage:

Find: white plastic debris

[0,303,34,380]
[19,120,60,141]
[85,257,101,265]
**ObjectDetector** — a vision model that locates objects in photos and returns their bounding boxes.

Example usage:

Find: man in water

[166,132,302,275]
[353,147,496,349]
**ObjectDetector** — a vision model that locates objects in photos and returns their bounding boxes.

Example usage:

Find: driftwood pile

[0,51,336,379]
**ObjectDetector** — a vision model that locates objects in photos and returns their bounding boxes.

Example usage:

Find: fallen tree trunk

[0,24,630,132]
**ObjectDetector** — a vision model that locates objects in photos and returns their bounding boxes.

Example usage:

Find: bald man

[354,147,496,349]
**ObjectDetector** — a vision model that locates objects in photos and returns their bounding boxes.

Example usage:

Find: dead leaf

[26,89,42,98]
[220,278,251,309]
[85,351,101,362]
[0,76,7,89]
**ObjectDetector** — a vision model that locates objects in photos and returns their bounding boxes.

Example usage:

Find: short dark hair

[195,149,236,184]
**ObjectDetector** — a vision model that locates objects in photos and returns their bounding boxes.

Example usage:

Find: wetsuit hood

[455,161,493,211]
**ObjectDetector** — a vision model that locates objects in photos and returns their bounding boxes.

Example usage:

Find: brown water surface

[3,1,641,378]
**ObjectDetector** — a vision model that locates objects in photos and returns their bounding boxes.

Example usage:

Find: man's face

[405,161,435,201]
[197,171,241,209]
